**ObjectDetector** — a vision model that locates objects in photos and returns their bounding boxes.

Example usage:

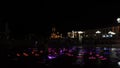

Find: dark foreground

[1,47,120,68]
[0,56,118,68]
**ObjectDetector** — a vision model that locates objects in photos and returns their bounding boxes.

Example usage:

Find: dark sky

[1,1,120,37]
[44,1,120,34]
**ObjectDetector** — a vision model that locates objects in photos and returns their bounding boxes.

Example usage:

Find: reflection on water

[7,47,120,67]
[111,48,120,59]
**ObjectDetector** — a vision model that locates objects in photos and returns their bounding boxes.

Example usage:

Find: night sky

[0,1,120,37]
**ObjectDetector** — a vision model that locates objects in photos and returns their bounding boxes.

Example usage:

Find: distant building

[67,30,84,38]
[0,22,11,40]
[50,27,62,39]
[67,25,120,39]
[83,25,120,38]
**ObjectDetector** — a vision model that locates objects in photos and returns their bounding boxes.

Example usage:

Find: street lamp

[117,17,120,36]
[117,18,120,23]
[118,62,120,66]
[108,31,116,35]
[96,30,101,34]
[95,30,101,39]
[95,30,101,46]
[78,31,83,43]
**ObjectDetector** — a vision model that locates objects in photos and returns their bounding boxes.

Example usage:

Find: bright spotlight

[117,18,120,23]
[118,62,120,66]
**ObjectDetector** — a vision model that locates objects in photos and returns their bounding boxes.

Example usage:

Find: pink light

[96,54,100,57]
[89,56,96,59]
[32,51,34,54]
[66,53,73,56]
[16,53,20,56]
[99,56,103,58]
[101,58,107,60]
[54,52,57,55]
[77,56,83,59]
[35,53,40,56]
[89,52,92,55]
[23,53,29,56]
[81,52,84,54]
[48,48,52,51]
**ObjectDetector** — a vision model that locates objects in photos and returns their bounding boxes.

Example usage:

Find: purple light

[48,56,56,59]
[48,56,53,59]
[60,50,62,53]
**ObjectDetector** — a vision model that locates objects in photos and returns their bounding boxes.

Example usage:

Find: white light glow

[111,48,116,51]
[109,35,113,37]
[102,35,106,38]
[117,18,120,23]
[96,30,101,34]
[78,31,83,34]
[118,62,120,66]
[108,31,116,35]
[74,31,77,33]
[106,35,109,37]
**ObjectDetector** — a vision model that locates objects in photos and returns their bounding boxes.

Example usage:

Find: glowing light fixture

[96,30,101,34]
[118,62,120,66]
[108,31,116,35]
[78,31,83,34]
[117,18,120,23]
